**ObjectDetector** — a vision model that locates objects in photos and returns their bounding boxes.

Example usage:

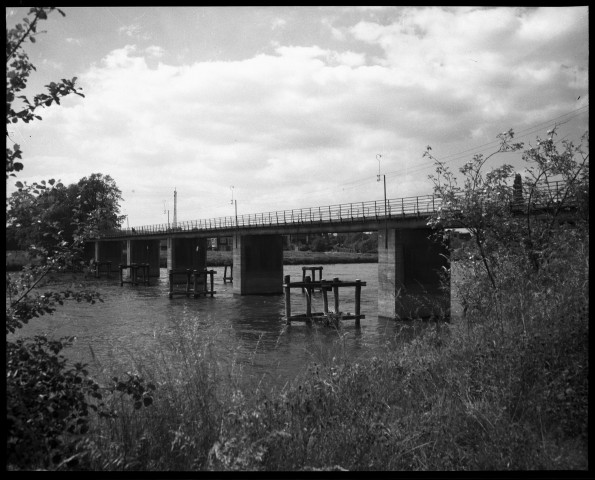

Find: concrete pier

[126,239,161,277]
[95,240,124,267]
[167,237,207,272]
[378,228,449,320]
[233,234,283,295]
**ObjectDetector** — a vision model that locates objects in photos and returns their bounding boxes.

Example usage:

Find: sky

[6,6,589,228]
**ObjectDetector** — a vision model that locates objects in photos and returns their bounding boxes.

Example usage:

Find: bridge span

[89,183,577,320]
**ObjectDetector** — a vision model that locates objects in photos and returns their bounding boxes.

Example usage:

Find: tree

[6,173,125,256]
[6,7,84,178]
[6,9,153,470]
[425,127,588,287]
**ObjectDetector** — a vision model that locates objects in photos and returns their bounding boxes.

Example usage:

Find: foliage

[425,127,589,286]
[7,173,125,253]
[6,7,85,178]
[5,8,154,471]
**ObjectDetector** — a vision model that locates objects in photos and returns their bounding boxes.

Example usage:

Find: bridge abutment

[378,228,450,320]
[167,237,207,272]
[233,234,283,295]
[126,239,161,277]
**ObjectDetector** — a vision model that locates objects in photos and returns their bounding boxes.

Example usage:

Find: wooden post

[119,264,124,286]
[284,275,291,325]
[169,269,173,298]
[355,279,362,328]
[333,277,340,314]
[193,269,199,298]
[186,269,191,297]
[209,270,214,297]
[302,267,306,293]
[305,275,312,322]
[322,281,329,314]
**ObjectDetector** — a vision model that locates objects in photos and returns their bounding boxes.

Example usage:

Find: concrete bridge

[89,183,579,320]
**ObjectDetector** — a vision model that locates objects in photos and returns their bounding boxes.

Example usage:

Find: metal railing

[97,181,580,239]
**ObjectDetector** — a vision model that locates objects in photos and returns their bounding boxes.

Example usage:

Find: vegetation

[7,173,124,256]
[289,232,378,254]
[6,8,153,470]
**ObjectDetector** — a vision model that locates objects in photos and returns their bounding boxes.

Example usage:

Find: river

[10,263,454,388]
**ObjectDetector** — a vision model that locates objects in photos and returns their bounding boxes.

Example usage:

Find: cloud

[271,17,286,30]
[118,22,151,41]
[12,6,588,226]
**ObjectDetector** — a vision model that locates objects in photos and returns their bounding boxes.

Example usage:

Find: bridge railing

[97,181,579,238]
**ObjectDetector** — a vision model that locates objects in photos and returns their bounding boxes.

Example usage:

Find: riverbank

[6,249,378,271]
[206,249,378,266]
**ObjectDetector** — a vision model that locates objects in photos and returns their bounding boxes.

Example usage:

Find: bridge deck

[96,182,579,240]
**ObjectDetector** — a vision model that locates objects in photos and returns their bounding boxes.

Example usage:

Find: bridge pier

[94,240,125,267]
[167,237,207,271]
[126,239,161,277]
[233,234,283,295]
[378,228,450,320]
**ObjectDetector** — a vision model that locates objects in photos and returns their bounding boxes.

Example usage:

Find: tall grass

[73,229,587,471]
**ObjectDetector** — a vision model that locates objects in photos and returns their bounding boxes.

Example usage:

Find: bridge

[89,182,580,320]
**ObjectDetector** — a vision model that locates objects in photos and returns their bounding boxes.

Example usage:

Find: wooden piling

[284,274,291,324]
[355,279,362,328]
[305,275,312,322]
[322,282,329,314]
[333,277,340,313]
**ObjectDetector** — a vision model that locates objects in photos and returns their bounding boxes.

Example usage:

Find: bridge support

[233,234,283,295]
[378,228,450,320]
[126,239,161,277]
[167,237,207,271]
[94,240,125,267]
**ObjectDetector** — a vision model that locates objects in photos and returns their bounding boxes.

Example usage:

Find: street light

[377,154,388,249]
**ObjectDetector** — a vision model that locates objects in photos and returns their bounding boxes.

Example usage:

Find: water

[10,264,414,387]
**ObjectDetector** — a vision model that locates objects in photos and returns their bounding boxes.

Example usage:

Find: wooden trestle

[283,275,366,326]
[119,263,150,286]
[168,269,216,298]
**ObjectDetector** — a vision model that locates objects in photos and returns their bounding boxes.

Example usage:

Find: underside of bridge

[94,240,125,267]
[127,239,161,277]
[92,226,451,317]
[233,234,284,295]
[167,237,207,272]
[378,228,450,320]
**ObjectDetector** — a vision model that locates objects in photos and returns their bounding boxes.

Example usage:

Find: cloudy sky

[6,6,589,228]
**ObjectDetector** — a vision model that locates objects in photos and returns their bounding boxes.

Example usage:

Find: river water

[11,263,446,388]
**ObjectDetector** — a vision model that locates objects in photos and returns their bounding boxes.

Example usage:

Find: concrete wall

[233,234,283,295]
[127,239,161,276]
[378,228,450,319]
[167,237,207,272]
[95,240,125,266]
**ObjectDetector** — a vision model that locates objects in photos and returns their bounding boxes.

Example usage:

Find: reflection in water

[10,263,428,387]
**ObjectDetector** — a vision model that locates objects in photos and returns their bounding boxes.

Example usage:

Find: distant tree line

[289,232,378,253]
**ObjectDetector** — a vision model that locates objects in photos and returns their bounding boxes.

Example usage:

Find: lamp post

[377,154,388,249]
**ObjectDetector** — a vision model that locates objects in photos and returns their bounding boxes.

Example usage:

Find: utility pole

[231,186,238,247]
[173,188,177,229]
[377,154,388,249]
